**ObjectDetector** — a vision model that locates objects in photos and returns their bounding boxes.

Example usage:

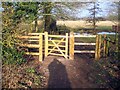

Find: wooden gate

[18,32,103,62]
[44,32,69,59]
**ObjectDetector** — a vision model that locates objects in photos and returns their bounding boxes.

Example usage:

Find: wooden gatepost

[95,35,102,60]
[103,34,107,57]
[45,32,48,57]
[69,32,74,60]
[103,34,109,57]
[39,33,43,62]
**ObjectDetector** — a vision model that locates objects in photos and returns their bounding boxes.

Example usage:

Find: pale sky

[75,1,117,18]
[0,1,118,19]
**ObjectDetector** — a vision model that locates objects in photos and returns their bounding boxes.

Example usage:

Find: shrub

[2,46,26,65]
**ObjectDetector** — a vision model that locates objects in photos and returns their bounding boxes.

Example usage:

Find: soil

[2,54,120,89]
[40,54,110,88]
[38,42,117,88]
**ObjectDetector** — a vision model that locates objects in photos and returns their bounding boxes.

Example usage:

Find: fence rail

[71,33,99,60]
[17,33,44,62]
[74,50,95,53]
[74,43,96,45]
[74,35,96,38]
[48,35,66,38]
[18,36,39,39]
[18,44,40,48]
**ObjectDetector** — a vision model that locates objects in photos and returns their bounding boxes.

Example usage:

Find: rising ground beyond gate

[18,32,104,62]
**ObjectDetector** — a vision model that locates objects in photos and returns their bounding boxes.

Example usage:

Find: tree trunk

[35,17,38,32]
[43,2,52,34]
[44,15,51,34]
[43,2,57,34]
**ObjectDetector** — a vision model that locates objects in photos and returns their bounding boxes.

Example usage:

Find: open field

[57,20,117,29]
[33,20,117,29]
[24,20,118,34]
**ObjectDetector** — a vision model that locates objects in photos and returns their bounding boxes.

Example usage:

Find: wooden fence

[17,32,106,62]
[69,32,101,60]
[17,33,44,62]
[102,34,117,57]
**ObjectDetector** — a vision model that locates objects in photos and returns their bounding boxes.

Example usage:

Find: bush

[2,46,26,65]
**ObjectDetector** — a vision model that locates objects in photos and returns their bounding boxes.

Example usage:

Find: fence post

[106,37,110,56]
[98,35,102,59]
[116,33,118,52]
[103,34,107,57]
[69,32,74,60]
[39,33,43,62]
[95,35,99,60]
[45,32,48,57]
[65,33,68,59]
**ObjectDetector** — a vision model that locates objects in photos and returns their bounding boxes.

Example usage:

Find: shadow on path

[47,58,71,88]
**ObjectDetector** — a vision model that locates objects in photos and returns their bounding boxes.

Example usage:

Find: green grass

[75,37,96,43]
[96,26,112,31]
[68,26,113,34]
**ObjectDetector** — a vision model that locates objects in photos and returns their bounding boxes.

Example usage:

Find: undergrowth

[92,51,120,88]
[2,46,26,65]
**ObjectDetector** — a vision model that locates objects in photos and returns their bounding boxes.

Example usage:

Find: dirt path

[40,54,103,88]
[3,53,118,88]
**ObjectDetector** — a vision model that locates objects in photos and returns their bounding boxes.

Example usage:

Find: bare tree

[87,2,102,34]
